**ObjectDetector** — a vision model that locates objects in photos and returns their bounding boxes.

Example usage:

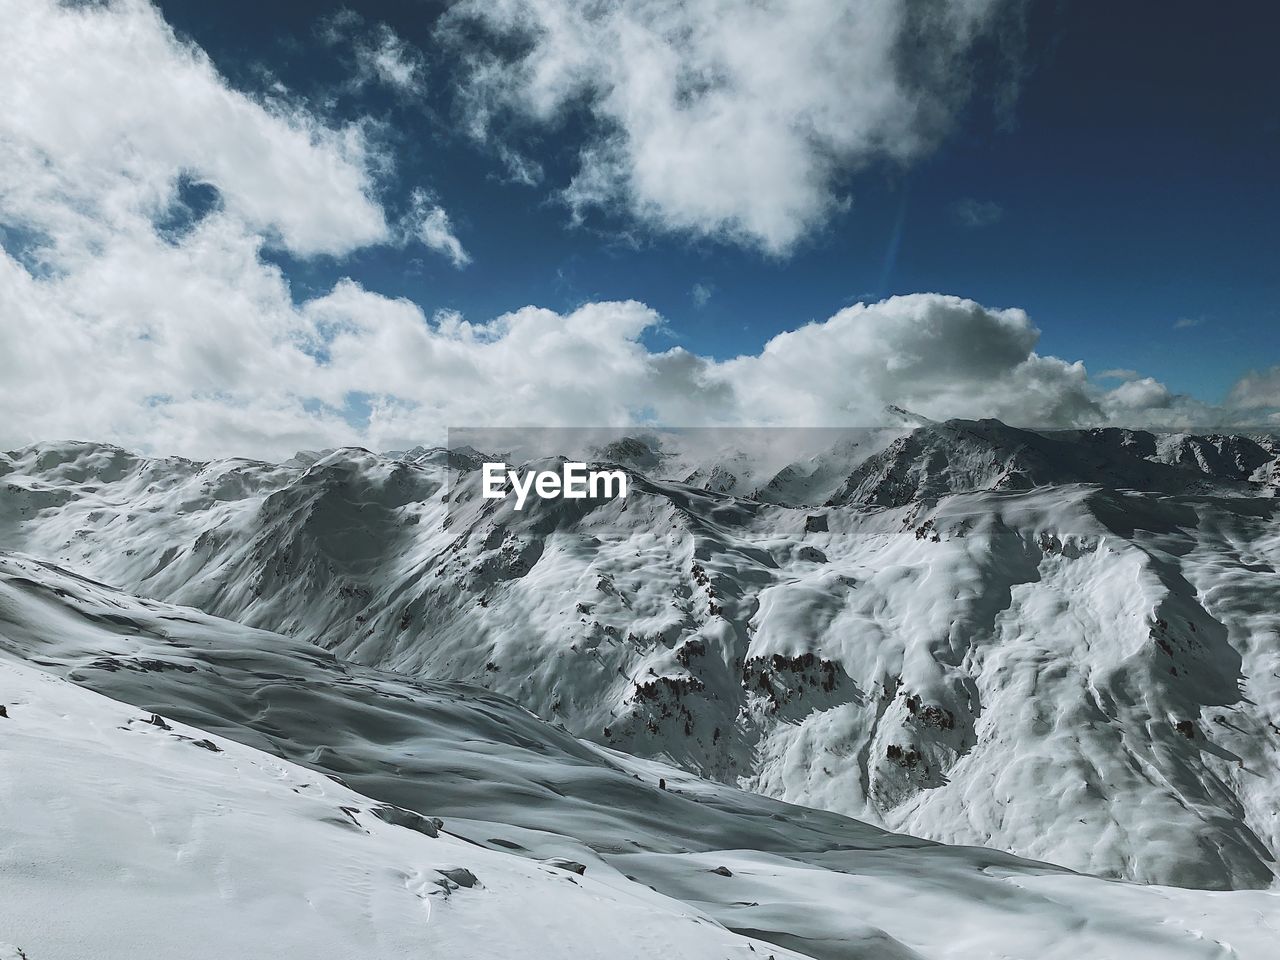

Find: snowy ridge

[2,421,1280,890]
[3,551,1279,959]
[828,419,1275,506]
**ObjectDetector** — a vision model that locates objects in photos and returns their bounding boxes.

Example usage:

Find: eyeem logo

[482,462,628,510]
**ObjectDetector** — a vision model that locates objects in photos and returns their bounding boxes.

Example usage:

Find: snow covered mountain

[3,550,1279,960]
[3,419,1280,893]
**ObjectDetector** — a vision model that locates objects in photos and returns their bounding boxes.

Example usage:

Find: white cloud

[0,235,1228,461]
[1229,367,1280,410]
[251,291,1136,450]
[493,145,545,187]
[1097,368,1140,381]
[1173,316,1203,330]
[0,0,391,260]
[1101,377,1173,412]
[951,198,1004,228]
[0,1,1257,462]
[720,294,1103,427]
[691,282,713,308]
[443,0,1017,254]
[323,12,428,97]
[356,25,428,95]
[406,190,471,268]
[0,0,476,459]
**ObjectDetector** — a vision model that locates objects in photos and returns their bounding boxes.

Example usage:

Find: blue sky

[2,0,1278,457]
[156,0,1279,402]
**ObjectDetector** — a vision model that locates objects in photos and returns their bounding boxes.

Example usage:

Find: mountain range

[4,418,1280,957]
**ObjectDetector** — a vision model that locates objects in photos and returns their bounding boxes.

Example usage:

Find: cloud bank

[0,258,1240,459]
[443,0,1019,254]
[1230,367,1280,414]
[0,1,1265,461]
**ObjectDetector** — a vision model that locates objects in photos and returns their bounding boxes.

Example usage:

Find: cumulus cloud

[0,242,1226,462]
[1229,367,1280,410]
[721,295,1103,427]
[0,0,466,278]
[1101,377,1173,412]
[0,0,476,458]
[442,0,1020,254]
[0,0,391,259]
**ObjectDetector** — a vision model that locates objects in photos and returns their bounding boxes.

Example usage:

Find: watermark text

[482,462,627,510]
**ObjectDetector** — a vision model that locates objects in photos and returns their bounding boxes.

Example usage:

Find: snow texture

[3,419,1280,954]
[3,551,1280,958]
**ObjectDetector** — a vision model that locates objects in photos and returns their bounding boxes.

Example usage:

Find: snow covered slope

[2,420,1279,889]
[0,664,815,960]
[3,551,1279,960]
